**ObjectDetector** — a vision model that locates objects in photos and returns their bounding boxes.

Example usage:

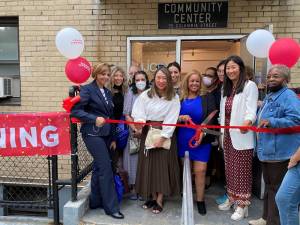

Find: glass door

[130,40,177,79]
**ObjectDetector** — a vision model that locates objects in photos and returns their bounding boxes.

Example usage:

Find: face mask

[202,77,213,87]
[136,81,146,91]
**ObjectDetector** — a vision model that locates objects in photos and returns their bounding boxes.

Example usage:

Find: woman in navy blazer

[71,63,124,219]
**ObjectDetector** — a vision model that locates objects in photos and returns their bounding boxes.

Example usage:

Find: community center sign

[158,1,228,29]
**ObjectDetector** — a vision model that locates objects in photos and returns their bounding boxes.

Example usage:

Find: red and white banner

[0,112,71,157]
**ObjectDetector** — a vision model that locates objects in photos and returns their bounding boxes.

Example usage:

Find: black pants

[261,161,288,225]
[83,135,120,215]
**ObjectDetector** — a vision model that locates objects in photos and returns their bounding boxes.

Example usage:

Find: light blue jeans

[275,163,300,225]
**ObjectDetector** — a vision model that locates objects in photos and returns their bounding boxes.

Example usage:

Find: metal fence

[68,122,93,201]
[67,85,93,201]
[0,156,58,222]
[0,86,93,224]
[0,156,51,210]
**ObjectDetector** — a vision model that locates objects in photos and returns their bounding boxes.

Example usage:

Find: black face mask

[113,84,122,90]
[267,84,284,93]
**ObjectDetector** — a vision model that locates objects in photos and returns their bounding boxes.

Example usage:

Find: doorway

[180,40,242,76]
[127,35,254,80]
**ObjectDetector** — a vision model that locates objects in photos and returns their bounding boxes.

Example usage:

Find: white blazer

[220,80,258,150]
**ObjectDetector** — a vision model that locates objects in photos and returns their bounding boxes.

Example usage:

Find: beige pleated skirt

[135,124,181,199]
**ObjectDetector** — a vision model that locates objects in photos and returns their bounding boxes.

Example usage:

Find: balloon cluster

[246,29,300,68]
[55,27,91,84]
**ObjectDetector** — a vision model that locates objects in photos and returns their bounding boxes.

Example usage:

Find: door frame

[127,35,245,70]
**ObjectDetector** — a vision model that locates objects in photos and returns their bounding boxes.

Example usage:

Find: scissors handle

[186,118,204,148]
[188,129,204,148]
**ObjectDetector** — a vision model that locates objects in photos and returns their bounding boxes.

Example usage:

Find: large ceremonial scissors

[187,110,222,148]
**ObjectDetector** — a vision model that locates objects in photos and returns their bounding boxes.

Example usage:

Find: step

[0,216,52,225]
[80,186,263,225]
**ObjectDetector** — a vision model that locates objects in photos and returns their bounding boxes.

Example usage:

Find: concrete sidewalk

[80,185,263,225]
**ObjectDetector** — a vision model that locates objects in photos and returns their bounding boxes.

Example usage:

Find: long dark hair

[216,59,226,70]
[131,70,150,94]
[147,67,175,100]
[223,55,247,97]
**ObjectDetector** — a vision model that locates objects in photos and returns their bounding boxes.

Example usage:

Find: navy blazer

[71,80,115,137]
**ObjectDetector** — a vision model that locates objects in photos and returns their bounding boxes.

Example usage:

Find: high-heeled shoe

[231,206,248,221]
[109,211,124,219]
[196,201,206,215]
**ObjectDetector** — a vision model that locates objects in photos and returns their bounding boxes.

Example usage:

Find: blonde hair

[108,66,128,95]
[180,70,206,101]
[92,63,111,79]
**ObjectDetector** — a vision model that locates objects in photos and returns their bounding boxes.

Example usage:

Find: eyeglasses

[266,74,284,80]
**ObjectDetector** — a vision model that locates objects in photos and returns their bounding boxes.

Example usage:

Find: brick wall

[0,0,101,179]
[98,0,300,85]
[0,0,299,179]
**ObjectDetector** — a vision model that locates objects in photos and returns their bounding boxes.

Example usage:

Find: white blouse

[132,90,180,138]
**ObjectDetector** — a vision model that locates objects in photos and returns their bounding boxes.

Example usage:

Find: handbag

[129,136,140,155]
[114,174,124,203]
[145,126,171,150]
[116,116,129,151]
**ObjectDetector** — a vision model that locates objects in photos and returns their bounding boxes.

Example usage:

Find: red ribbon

[104,119,300,134]
[62,96,300,146]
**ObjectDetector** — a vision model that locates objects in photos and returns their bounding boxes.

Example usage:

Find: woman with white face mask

[202,67,222,192]
[123,70,150,200]
[202,67,221,118]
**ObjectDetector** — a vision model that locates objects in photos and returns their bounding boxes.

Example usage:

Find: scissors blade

[202,128,222,136]
[201,110,218,125]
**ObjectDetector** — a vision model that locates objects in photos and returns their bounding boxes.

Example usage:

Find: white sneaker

[218,198,233,211]
[248,218,267,225]
[231,206,248,221]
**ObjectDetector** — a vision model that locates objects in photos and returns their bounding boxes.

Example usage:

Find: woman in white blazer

[218,55,258,221]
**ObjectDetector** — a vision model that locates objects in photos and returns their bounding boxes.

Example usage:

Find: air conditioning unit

[0,77,13,98]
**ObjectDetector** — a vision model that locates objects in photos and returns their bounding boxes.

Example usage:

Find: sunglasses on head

[156,64,167,69]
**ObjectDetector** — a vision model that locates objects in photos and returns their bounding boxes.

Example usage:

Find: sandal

[152,201,163,214]
[142,200,156,209]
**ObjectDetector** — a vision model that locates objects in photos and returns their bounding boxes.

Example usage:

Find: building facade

[0,0,299,113]
[0,0,299,194]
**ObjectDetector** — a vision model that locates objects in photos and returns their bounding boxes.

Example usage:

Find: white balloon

[55,27,84,59]
[246,29,275,58]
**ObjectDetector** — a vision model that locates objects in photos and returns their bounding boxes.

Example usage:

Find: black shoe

[197,201,206,215]
[109,211,124,219]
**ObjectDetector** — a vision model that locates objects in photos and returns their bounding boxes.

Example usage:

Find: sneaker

[248,218,267,225]
[231,206,248,221]
[218,198,233,211]
[215,193,228,205]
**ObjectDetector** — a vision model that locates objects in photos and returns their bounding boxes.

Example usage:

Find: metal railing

[56,85,93,202]
[0,86,93,225]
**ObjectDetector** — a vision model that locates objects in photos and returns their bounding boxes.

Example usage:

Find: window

[131,40,176,79]
[0,17,20,105]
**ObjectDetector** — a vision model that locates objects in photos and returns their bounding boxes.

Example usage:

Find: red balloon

[269,38,300,68]
[65,57,91,83]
